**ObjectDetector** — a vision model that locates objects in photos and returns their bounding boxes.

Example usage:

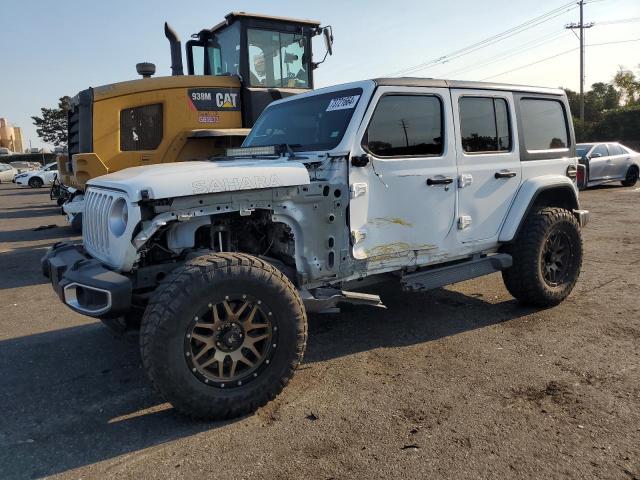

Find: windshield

[247,29,309,88]
[576,144,594,157]
[243,88,363,152]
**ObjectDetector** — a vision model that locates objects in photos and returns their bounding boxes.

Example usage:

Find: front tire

[621,166,639,187]
[502,207,582,307]
[29,177,44,188]
[140,253,307,419]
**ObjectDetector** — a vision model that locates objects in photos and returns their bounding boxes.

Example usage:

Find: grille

[67,104,80,156]
[120,103,163,151]
[83,189,115,258]
[67,89,93,162]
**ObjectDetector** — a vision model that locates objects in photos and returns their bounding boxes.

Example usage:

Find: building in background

[0,118,24,153]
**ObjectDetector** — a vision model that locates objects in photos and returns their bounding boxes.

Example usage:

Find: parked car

[0,147,14,156]
[43,78,589,420]
[0,163,18,182]
[14,162,59,187]
[10,161,38,174]
[576,142,640,188]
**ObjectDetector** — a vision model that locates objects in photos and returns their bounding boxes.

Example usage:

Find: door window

[364,95,443,157]
[520,98,569,151]
[459,97,511,153]
[591,144,609,157]
[247,29,309,88]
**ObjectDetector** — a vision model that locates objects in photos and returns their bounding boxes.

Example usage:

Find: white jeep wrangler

[43,78,589,419]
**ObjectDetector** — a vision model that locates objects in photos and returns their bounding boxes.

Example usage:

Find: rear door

[588,143,609,181]
[606,143,627,178]
[451,90,521,243]
[348,86,457,266]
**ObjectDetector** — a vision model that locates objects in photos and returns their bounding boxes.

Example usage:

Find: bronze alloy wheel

[184,295,275,388]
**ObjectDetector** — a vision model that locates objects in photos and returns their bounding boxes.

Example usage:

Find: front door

[348,86,457,267]
[588,143,609,181]
[450,90,521,243]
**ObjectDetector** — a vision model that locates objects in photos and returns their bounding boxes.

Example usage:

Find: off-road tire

[29,177,44,188]
[502,207,582,307]
[140,252,307,419]
[621,165,639,187]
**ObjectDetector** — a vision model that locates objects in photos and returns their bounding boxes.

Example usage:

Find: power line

[479,38,640,81]
[480,47,578,80]
[440,30,569,78]
[384,1,578,77]
[595,17,640,25]
[588,37,640,46]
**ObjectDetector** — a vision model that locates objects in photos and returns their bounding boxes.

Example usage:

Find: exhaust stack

[164,22,184,76]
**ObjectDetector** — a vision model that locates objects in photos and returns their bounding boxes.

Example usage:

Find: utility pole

[400,119,409,147]
[566,1,594,121]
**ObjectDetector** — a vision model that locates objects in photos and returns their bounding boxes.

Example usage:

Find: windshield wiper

[278,144,308,160]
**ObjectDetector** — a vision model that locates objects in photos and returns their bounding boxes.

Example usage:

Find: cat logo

[216,92,238,109]
[188,88,241,112]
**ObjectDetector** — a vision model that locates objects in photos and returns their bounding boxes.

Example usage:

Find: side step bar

[401,254,512,292]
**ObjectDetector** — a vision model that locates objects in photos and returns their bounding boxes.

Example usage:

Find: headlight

[109,197,128,237]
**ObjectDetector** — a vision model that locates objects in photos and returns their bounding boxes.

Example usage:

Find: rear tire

[621,166,639,187]
[29,177,44,188]
[140,253,307,420]
[502,207,582,307]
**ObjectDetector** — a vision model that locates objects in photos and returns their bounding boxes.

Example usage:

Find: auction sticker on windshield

[326,95,361,111]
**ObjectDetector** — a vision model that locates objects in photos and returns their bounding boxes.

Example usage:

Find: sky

[0,0,638,149]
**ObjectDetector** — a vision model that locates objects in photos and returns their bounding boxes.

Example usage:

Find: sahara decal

[188,88,241,111]
[192,174,282,194]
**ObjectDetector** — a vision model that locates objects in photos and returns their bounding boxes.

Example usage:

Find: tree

[31,96,70,147]
[564,82,621,122]
[613,66,640,106]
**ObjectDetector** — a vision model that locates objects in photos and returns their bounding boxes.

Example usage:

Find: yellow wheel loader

[54,12,334,230]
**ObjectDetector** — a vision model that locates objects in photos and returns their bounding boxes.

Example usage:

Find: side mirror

[323,27,333,56]
[590,152,602,158]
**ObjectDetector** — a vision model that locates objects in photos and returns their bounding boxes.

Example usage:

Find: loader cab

[186,12,326,127]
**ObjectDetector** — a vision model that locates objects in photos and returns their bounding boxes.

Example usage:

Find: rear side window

[520,98,568,151]
[364,95,443,157]
[608,144,623,155]
[120,104,163,151]
[459,97,511,153]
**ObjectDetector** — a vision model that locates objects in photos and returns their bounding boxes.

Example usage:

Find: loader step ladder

[401,254,512,292]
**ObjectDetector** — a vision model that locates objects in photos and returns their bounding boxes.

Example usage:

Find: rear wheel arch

[501,183,579,243]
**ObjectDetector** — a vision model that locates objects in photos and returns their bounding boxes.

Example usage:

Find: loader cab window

[247,29,309,88]
[189,22,240,76]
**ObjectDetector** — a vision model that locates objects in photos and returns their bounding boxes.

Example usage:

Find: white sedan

[14,162,59,188]
[577,142,640,188]
[0,163,18,183]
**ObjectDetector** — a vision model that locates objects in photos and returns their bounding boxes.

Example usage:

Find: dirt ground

[0,182,638,480]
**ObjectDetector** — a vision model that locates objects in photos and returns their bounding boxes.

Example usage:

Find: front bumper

[41,242,132,318]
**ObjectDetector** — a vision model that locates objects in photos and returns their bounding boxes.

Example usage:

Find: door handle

[494,170,517,179]
[426,177,454,186]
